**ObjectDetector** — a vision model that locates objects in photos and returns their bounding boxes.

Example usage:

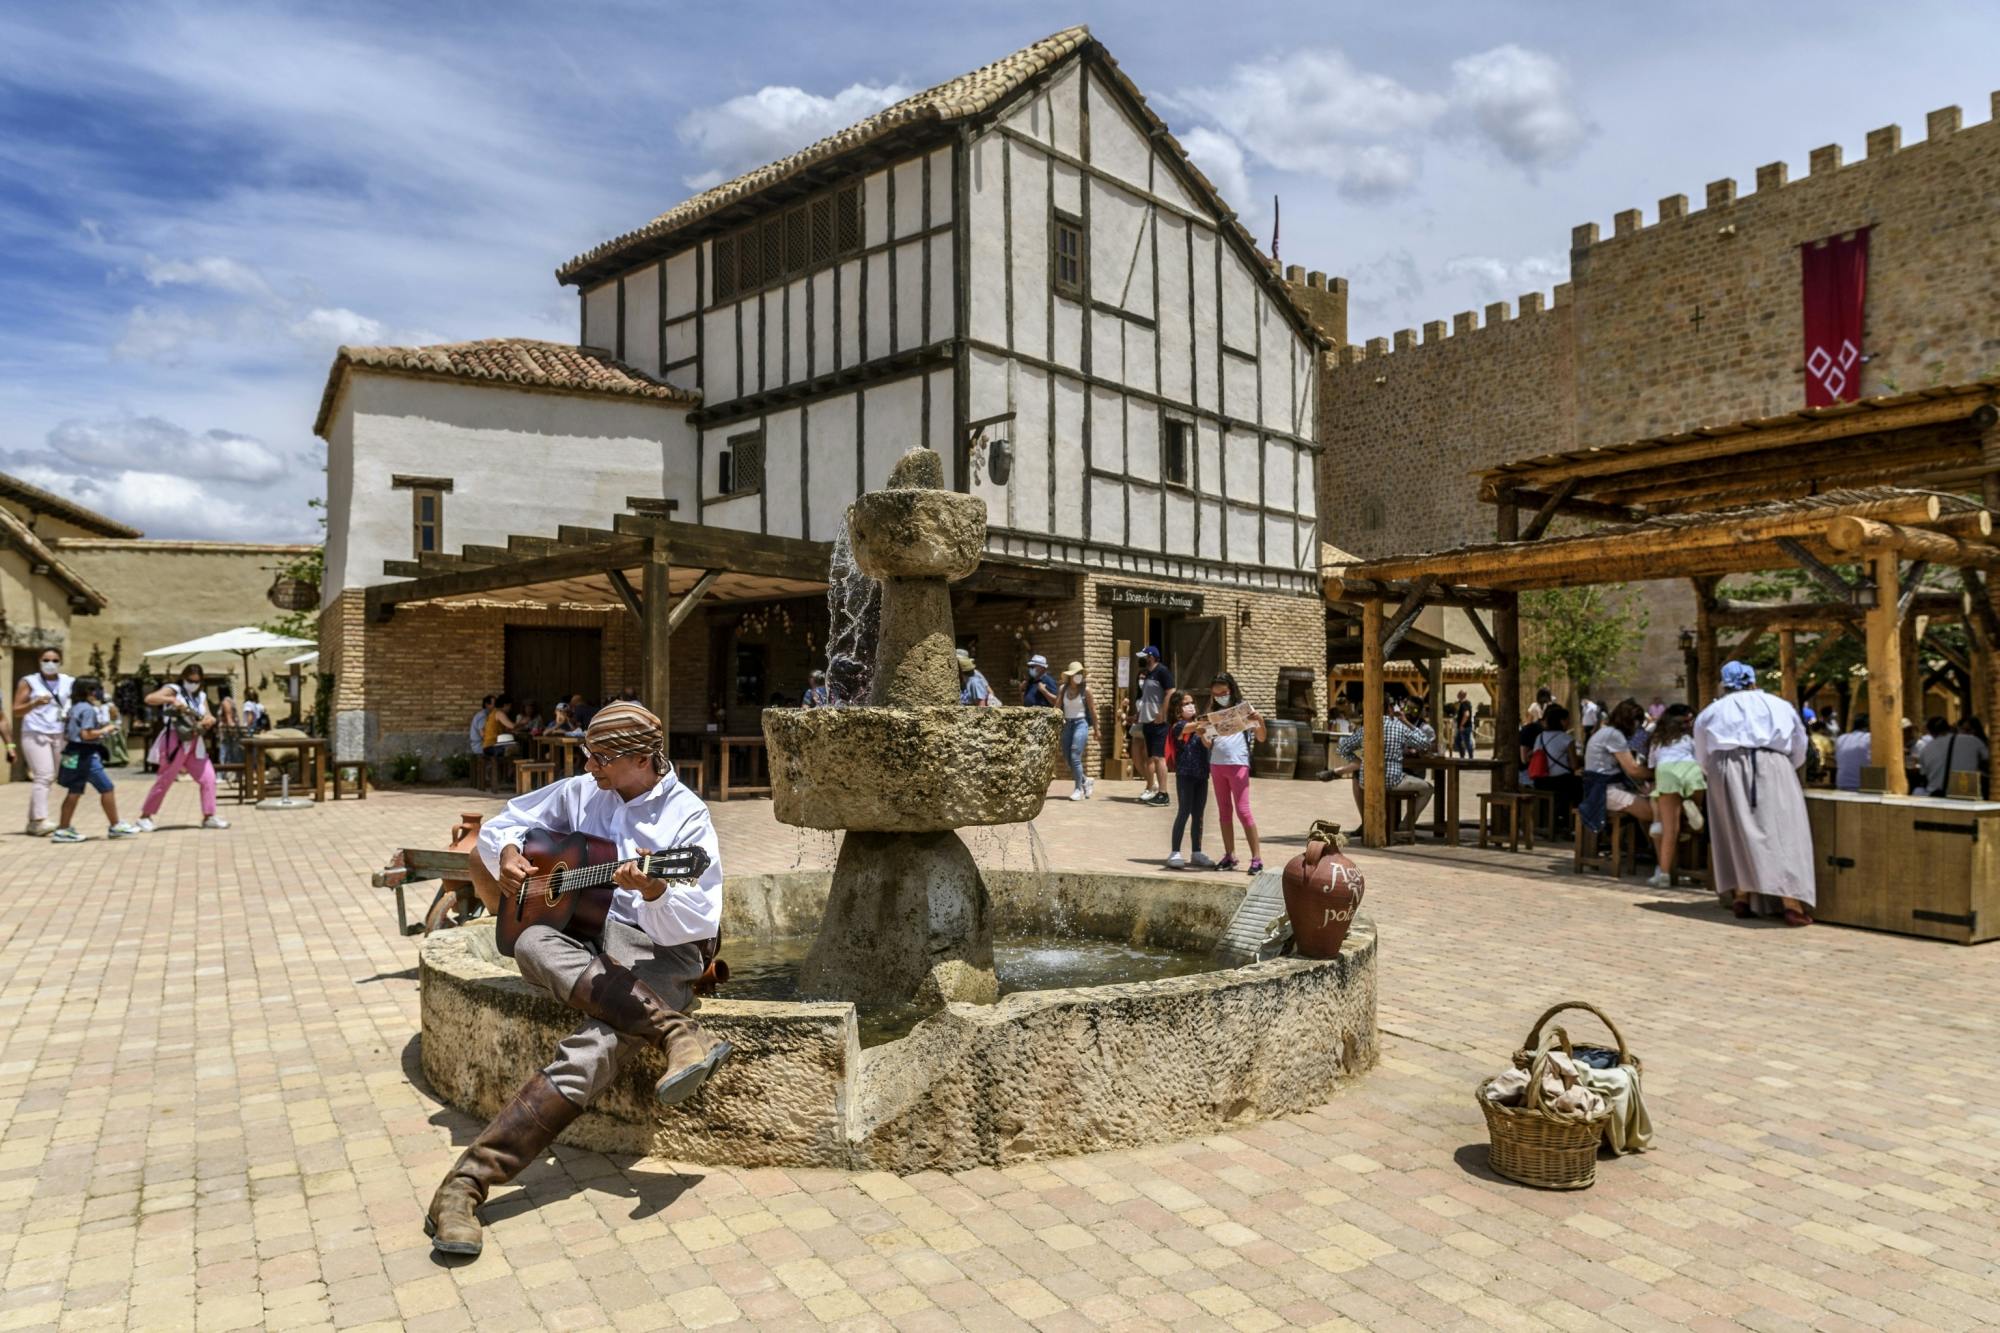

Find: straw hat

[1063,661,1086,680]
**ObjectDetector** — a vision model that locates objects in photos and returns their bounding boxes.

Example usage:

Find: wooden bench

[1477,791,1538,851]
[1351,775,1419,845]
[332,760,370,800]
[514,760,557,795]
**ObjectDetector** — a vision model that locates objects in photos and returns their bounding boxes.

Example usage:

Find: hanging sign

[1098,584,1204,614]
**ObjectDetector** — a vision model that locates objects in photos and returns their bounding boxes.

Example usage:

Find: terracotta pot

[1281,822,1366,958]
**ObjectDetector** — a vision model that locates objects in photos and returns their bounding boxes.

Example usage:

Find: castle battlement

[1328,282,1569,367]
[1568,93,2000,252]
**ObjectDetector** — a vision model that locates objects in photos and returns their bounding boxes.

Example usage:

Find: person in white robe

[1693,661,1814,925]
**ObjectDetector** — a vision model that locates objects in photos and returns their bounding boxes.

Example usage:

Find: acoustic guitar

[494,828,712,956]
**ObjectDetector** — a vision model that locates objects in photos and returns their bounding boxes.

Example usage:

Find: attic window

[707,180,865,308]
[1053,210,1085,300]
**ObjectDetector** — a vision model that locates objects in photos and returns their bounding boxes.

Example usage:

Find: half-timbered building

[316,26,1331,774]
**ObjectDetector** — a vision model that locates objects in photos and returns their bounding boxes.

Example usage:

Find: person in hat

[431,701,730,1257]
[1021,654,1058,707]
[801,670,833,708]
[1693,660,1814,926]
[1057,661,1096,800]
[1133,646,1174,805]
[956,650,993,707]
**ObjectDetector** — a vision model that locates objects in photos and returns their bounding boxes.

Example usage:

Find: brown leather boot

[565,957,732,1106]
[425,1072,582,1256]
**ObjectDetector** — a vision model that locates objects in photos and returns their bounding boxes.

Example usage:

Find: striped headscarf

[584,700,666,771]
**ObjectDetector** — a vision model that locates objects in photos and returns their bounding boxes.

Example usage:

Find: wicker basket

[1477,1023,1613,1190]
[1513,1000,1640,1080]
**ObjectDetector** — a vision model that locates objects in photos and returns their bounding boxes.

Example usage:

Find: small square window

[1164,420,1191,487]
[719,431,764,496]
[1053,211,1085,300]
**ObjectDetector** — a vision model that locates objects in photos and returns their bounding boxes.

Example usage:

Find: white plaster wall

[811,270,838,373]
[928,147,953,224]
[893,158,923,237]
[623,263,660,372]
[837,259,862,367]
[1008,141,1050,360]
[786,280,808,384]
[968,137,1008,347]
[1006,365,1049,533]
[327,375,695,596]
[1087,71,1152,193]
[703,309,734,398]
[1051,376,1085,540]
[894,239,924,353]
[583,281,618,349]
[806,394,858,544]
[665,249,698,318]
[862,377,923,491]
[764,407,803,538]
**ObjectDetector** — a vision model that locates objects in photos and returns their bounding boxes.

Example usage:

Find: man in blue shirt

[1021,654,1058,706]
[956,650,992,706]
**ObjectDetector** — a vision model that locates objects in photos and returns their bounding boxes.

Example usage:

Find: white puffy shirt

[1692,689,1809,771]
[477,771,724,947]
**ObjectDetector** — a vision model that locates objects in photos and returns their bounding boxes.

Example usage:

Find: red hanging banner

[1801,228,1869,407]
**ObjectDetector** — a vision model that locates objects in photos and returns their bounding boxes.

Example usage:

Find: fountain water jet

[763,447,1060,1007]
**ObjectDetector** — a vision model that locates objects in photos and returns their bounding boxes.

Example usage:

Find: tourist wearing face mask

[1164,691,1214,869]
[137,667,230,831]
[1020,654,1058,707]
[13,647,73,836]
[1204,672,1267,874]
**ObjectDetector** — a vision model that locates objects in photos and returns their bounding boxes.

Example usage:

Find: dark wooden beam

[1462,607,1507,668]
[1379,575,1437,661]
[962,561,1078,601]
[666,570,723,634]
[1898,560,1931,621]
[375,539,649,608]
[606,568,644,621]
[1519,479,1578,542]
[611,514,832,582]
[1486,487,1644,524]
[1776,537,1873,606]
[1327,577,1510,611]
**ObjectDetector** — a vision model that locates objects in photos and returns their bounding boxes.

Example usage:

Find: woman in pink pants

[1203,672,1267,874]
[138,666,230,831]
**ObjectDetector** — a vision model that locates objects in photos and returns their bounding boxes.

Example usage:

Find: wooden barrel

[1296,738,1327,779]
[1253,720,1301,777]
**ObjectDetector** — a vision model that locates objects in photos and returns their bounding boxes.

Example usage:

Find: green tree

[1521,583,1651,700]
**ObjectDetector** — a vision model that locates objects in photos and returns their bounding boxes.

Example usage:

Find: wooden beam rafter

[1379,576,1437,662]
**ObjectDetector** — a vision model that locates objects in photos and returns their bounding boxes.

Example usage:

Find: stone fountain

[762,447,1061,1007]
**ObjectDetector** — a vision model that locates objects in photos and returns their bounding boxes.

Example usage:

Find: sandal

[1731,898,1752,919]
[1782,908,1813,927]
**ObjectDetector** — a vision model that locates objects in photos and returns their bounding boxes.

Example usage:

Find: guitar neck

[562,852,695,891]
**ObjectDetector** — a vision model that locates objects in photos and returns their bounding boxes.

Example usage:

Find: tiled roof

[0,504,107,611]
[0,470,141,539]
[313,338,697,436]
[556,26,1093,284]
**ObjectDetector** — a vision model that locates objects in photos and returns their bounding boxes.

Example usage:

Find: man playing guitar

[427,700,731,1258]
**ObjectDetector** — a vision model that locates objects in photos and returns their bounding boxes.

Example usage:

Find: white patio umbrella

[144,626,316,691]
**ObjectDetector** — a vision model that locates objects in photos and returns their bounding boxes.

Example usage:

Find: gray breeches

[511,920,704,1108]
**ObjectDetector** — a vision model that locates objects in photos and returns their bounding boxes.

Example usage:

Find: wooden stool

[1526,788,1555,840]
[1573,811,1639,877]
[673,757,706,797]
[514,760,556,795]
[1352,776,1419,844]
[1477,791,1537,851]
[332,761,370,800]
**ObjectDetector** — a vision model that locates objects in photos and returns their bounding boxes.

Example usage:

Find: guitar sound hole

[544,866,564,907]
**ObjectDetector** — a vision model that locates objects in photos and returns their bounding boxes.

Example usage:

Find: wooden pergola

[1325,378,2000,848]
[366,503,1074,715]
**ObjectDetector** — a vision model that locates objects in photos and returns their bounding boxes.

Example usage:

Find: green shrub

[443,752,473,781]
[390,751,424,783]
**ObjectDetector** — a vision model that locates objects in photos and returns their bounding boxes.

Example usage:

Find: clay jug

[1281,819,1366,958]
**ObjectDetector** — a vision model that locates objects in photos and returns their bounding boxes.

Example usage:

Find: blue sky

[3,1,1997,540]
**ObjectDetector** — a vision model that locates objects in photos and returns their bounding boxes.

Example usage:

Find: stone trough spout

[763,447,1060,1007]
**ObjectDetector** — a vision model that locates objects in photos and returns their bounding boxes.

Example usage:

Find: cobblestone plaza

[1,776,1996,1332]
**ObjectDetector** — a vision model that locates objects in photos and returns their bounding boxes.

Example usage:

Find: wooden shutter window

[712,235,737,302]
[411,488,442,556]
[785,207,809,275]
[1164,419,1191,487]
[761,218,782,283]
[1053,211,1085,299]
[810,196,835,263]
[834,184,861,253]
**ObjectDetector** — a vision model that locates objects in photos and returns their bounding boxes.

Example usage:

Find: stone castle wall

[1320,94,2000,701]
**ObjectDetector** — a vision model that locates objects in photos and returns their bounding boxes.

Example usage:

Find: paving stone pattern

[1,772,1996,1331]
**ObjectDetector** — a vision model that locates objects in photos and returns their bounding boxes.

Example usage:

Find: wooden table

[1406,754,1505,847]
[703,735,770,800]
[244,734,328,802]
[536,734,584,778]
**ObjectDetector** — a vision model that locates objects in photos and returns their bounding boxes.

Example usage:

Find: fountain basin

[763,706,1062,831]
[419,867,1378,1172]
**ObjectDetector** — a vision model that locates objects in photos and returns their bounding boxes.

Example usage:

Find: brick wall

[1320,94,2000,703]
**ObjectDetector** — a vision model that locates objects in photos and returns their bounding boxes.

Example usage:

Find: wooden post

[1426,651,1445,728]
[1901,615,1923,727]
[1493,499,1522,789]
[1361,597,1388,848]
[642,540,673,720]
[1865,552,1909,795]
[1693,578,1719,711]
[1779,628,1799,709]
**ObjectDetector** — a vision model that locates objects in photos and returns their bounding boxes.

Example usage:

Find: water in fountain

[1024,820,1070,937]
[822,514,880,704]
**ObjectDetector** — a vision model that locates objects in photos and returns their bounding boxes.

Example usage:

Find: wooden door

[1171,617,1225,698]
[504,627,603,714]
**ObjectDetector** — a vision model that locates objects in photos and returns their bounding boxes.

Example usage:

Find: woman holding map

[1203,671,1266,874]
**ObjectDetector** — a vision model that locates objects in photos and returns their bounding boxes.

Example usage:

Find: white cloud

[1176,50,1440,199]
[141,255,276,301]
[288,307,386,347]
[113,306,216,366]
[1178,127,1252,217]
[1436,252,1568,299]
[1446,45,1590,169]
[44,413,290,484]
[676,82,912,189]
[1172,43,1588,199]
